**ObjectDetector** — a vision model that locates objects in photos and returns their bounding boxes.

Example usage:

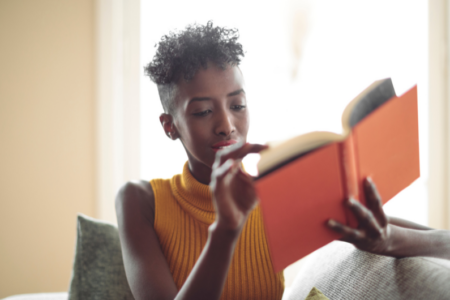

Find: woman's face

[168,63,249,181]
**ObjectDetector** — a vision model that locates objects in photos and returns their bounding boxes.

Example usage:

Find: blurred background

[0,0,448,297]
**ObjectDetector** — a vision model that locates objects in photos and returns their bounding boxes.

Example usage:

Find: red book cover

[255,85,419,272]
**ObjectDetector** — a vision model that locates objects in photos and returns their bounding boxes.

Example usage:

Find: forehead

[176,64,245,102]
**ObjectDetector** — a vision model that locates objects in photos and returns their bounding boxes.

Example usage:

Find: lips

[211,140,238,152]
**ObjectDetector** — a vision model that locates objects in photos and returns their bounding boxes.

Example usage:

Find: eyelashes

[192,105,246,117]
[231,105,246,111]
[193,109,212,117]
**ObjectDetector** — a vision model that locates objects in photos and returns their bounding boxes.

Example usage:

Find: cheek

[177,119,209,147]
[238,111,250,136]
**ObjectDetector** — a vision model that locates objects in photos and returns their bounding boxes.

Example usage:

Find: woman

[116,22,450,300]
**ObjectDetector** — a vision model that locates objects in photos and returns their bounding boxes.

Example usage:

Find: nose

[214,109,236,137]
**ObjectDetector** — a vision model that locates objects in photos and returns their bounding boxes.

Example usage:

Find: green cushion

[304,287,330,300]
[68,214,134,300]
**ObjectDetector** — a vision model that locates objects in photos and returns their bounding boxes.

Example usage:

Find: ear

[159,113,179,140]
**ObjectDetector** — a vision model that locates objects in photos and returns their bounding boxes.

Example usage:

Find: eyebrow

[227,89,245,97]
[188,89,245,104]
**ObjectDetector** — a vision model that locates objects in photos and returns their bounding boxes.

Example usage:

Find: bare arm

[177,143,267,299]
[116,143,266,300]
[388,216,432,231]
[383,225,450,259]
[116,181,178,300]
[328,178,450,260]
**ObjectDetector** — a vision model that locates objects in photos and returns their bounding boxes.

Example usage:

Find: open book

[255,78,420,272]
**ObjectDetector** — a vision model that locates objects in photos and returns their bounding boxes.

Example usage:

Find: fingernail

[225,158,234,168]
[328,219,337,226]
[348,198,357,206]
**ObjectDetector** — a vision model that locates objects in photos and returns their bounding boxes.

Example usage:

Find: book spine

[339,135,359,228]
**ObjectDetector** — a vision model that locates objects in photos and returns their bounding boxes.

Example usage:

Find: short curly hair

[144,21,245,113]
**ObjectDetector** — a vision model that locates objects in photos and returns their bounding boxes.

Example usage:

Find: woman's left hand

[327,177,392,255]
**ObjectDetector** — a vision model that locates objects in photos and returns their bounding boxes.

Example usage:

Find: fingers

[327,219,366,243]
[213,142,268,169]
[364,177,388,228]
[347,198,383,238]
[210,157,257,216]
[210,158,239,191]
[211,158,252,191]
[329,179,390,254]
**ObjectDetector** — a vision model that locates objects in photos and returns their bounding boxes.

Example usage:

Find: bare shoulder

[116,180,155,225]
[115,180,177,299]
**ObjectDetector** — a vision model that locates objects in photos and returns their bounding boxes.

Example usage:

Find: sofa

[3,214,450,300]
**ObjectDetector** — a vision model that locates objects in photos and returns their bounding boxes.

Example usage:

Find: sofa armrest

[2,292,68,300]
[285,241,450,300]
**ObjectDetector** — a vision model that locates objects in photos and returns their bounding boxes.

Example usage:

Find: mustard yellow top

[150,162,284,300]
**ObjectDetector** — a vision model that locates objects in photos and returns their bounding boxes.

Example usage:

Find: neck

[186,153,212,185]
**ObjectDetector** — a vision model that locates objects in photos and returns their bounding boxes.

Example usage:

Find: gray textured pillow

[286,241,450,300]
[68,214,134,300]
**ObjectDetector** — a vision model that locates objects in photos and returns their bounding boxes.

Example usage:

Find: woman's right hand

[209,142,268,232]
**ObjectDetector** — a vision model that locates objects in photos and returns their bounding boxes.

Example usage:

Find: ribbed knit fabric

[150,162,284,300]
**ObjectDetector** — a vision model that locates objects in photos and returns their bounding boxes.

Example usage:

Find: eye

[231,105,246,111]
[193,109,212,117]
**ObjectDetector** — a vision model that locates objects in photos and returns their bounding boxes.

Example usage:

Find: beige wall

[0,0,95,297]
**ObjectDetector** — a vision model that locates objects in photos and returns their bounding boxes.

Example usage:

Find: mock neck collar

[171,162,215,224]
